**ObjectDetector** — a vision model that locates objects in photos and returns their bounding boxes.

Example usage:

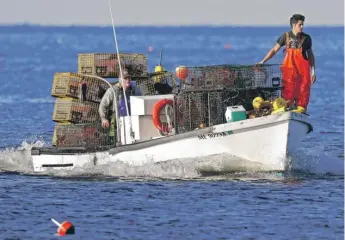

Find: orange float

[51,218,75,236]
[175,66,189,80]
[152,99,174,134]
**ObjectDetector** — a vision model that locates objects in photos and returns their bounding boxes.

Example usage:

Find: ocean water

[0,25,343,239]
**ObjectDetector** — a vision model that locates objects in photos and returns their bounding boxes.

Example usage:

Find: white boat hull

[31,112,312,174]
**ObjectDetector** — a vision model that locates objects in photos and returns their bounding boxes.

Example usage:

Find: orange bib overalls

[281,32,311,113]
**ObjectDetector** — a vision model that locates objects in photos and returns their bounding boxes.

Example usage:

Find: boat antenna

[107,0,134,141]
[159,48,163,66]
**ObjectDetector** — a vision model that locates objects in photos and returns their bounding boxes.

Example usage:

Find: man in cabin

[99,69,135,131]
[257,14,316,113]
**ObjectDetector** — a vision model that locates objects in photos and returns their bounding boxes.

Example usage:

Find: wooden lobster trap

[52,123,115,148]
[51,72,109,103]
[53,98,100,123]
[52,122,70,146]
[78,53,148,78]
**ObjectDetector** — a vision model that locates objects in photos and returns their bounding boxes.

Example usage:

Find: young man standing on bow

[258,14,316,113]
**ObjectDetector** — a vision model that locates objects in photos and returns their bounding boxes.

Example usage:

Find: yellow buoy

[252,97,264,109]
[272,97,287,110]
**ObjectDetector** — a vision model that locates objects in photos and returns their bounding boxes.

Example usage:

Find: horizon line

[0,23,343,28]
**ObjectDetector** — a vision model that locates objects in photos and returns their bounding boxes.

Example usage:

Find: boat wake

[289,146,344,176]
[0,141,343,181]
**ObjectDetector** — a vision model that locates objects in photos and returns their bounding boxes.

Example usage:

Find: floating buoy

[175,66,189,80]
[51,218,75,236]
[224,43,232,49]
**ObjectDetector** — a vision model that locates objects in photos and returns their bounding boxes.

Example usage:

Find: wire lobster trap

[179,64,282,91]
[52,123,115,149]
[78,53,148,78]
[175,91,223,133]
[51,72,109,103]
[53,98,100,123]
[174,87,282,133]
[136,71,178,95]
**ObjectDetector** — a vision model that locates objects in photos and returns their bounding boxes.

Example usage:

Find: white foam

[289,147,344,176]
[0,140,45,174]
[0,141,343,179]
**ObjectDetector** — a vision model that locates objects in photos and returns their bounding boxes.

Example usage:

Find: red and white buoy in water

[51,218,75,236]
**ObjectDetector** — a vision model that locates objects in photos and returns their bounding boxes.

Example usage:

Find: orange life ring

[152,99,174,133]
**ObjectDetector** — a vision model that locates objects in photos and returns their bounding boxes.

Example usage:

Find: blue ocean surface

[0,25,343,239]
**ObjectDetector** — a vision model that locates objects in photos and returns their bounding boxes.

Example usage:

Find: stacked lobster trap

[179,64,282,91]
[78,53,148,78]
[174,64,283,133]
[50,53,149,149]
[136,70,179,96]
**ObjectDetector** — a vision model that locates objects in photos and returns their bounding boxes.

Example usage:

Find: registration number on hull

[197,131,233,140]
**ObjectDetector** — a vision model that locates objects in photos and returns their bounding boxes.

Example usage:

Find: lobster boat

[31,53,313,174]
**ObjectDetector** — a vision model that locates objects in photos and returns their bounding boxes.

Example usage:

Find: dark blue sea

[0,25,343,239]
